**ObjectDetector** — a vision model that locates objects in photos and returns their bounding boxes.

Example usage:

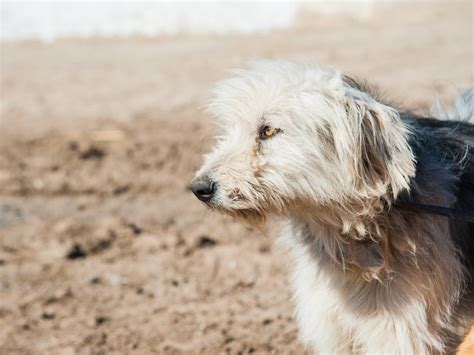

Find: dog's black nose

[190,176,215,202]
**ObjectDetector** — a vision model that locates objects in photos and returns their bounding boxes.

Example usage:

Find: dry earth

[0,3,473,354]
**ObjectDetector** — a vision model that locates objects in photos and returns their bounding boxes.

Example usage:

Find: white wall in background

[0,1,376,42]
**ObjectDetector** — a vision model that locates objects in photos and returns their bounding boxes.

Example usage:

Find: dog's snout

[190,176,216,202]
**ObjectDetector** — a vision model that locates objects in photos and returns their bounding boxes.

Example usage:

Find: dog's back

[403,90,474,332]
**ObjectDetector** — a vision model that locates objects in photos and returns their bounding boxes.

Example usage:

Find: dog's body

[283,107,474,354]
[191,61,473,354]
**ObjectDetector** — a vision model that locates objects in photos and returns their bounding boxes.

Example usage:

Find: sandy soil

[0,3,473,354]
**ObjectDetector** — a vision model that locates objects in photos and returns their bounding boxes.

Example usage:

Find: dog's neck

[289,198,392,281]
[288,143,464,281]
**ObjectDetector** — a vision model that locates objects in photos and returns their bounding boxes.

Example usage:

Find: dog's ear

[347,95,415,199]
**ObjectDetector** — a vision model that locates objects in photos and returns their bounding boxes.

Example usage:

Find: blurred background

[0,1,472,354]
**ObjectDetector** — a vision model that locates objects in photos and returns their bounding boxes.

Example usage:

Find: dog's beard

[226,208,267,225]
[204,199,268,226]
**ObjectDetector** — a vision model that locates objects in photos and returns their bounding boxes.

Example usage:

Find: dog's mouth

[190,179,269,224]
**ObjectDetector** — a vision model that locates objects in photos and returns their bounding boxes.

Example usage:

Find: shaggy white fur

[432,89,474,123]
[192,60,471,354]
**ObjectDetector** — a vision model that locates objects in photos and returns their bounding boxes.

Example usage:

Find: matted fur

[192,60,474,354]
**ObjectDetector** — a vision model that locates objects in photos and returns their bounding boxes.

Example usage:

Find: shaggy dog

[190,60,473,354]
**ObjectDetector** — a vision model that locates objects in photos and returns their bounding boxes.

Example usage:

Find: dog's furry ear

[346,93,415,199]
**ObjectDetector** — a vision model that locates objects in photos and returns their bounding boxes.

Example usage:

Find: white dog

[191,60,474,354]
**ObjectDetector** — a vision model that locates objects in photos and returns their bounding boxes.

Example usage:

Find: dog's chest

[279,223,354,349]
[279,221,442,354]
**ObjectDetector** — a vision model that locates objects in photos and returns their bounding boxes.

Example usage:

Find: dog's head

[191,60,415,221]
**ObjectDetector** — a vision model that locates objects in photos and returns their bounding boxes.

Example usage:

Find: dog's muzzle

[190,176,216,202]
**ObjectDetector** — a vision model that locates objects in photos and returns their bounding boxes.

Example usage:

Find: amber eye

[258,125,281,140]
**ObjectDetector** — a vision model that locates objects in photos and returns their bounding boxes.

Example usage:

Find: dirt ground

[0,3,473,354]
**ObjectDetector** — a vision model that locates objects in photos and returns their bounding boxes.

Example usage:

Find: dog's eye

[259,125,281,140]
